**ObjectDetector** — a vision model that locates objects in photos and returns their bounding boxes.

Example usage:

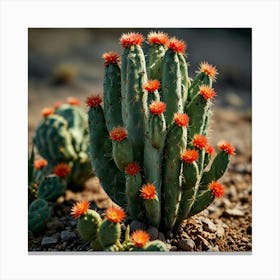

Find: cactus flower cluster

[85,30,235,234]
[71,200,168,251]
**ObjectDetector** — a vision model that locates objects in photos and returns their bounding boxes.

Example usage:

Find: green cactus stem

[77,209,102,242]
[34,114,77,164]
[186,85,216,141]
[87,95,126,206]
[102,52,123,131]
[147,31,168,81]
[187,62,218,102]
[98,206,125,248]
[140,183,160,227]
[161,44,183,126]
[125,162,143,220]
[161,113,188,231]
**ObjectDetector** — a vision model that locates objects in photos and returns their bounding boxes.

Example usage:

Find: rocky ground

[28,28,252,252]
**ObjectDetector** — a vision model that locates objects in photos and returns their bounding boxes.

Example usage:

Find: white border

[1,0,280,279]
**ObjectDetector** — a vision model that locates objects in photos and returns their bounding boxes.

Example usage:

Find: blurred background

[28,28,251,149]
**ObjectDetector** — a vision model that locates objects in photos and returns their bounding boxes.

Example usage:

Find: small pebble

[200,217,217,233]
[41,236,58,247]
[223,208,244,218]
[178,238,195,251]
[61,230,76,241]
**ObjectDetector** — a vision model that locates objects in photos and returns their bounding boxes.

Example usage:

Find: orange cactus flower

[86,95,102,108]
[105,206,126,223]
[53,101,62,110]
[205,145,215,155]
[199,62,218,81]
[131,230,150,248]
[167,37,186,54]
[181,149,199,164]
[144,80,160,92]
[174,113,189,127]
[140,183,157,200]
[199,85,216,100]
[120,32,144,48]
[67,97,80,106]
[109,126,127,142]
[54,163,71,177]
[208,181,224,198]
[217,141,236,155]
[125,162,140,176]
[71,200,90,219]
[149,101,166,115]
[193,134,208,150]
[42,107,54,117]
[33,158,48,170]
[147,31,169,45]
[102,52,120,66]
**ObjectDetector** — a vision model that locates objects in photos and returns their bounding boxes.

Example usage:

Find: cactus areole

[87,31,235,233]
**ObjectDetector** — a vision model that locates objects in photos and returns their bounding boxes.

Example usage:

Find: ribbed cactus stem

[55,104,86,153]
[125,44,148,164]
[187,62,217,102]
[103,53,123,131]
[121,48,130,125]
[200,150,230,189]
[161,120,187,231]
[161,50,183,126]
[34,115,77,164]
[186,93,210,142]
[178,53,189,108]
[147,43,167,81]
[144,109,166,201]
[87,101,126,206]
[125,164,143,220]
[140,184,160,227]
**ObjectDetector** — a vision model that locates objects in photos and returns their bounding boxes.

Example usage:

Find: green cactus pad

[77,209,102,242]
[144,240,169,252]
[98,219,121,248]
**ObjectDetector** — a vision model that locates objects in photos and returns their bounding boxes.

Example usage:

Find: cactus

[37,174,66,202]
[85,31,234,234]
[33,98,92,190]
[71,201,169,252]
[28,198,50,233]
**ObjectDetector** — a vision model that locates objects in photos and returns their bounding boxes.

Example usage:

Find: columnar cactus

[33,98,92,190]
[86,31,235,234]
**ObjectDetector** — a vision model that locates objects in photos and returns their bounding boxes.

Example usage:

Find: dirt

[28,28,252,252]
